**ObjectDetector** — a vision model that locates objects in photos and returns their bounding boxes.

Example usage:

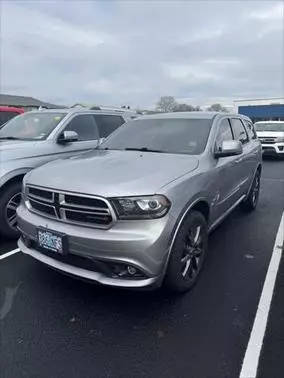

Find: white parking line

[0,248,20,260]
[240,211,284,378]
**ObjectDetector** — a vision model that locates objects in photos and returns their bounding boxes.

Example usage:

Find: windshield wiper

[125,147,165,153]
[0,136,27,140]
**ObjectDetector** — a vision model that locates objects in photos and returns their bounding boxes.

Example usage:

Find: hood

[257,131,284,138]
[27,149,199,197]
[0,140,40,161]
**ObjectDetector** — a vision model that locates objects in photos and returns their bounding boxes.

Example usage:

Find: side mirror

[215,140,243,158]
[58,130,79,144]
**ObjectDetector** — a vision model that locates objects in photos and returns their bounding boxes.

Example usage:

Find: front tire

[164,211,208,293]
[0,181,22,239]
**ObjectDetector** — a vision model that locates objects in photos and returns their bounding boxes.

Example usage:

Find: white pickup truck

[255,121,284,157]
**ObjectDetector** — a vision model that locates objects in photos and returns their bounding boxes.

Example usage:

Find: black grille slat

[28,187,53,201]
[65,210,112,225]
[29,199,56,217]
[64,195,108,209]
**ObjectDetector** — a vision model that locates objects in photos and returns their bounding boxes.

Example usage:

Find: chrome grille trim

[259,137,277,144]
[26,185,115,229]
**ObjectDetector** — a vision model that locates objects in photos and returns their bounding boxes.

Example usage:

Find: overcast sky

[1,1,283,108]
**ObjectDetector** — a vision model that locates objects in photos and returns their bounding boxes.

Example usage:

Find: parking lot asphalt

[1,158,284,378]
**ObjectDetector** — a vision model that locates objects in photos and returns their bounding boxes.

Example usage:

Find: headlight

[276,137,284,143]
[111,195,171,219]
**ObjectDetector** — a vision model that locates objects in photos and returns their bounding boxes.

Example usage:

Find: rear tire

[240,170,261,212]
[164,211,208,293]
[0,181,22,239]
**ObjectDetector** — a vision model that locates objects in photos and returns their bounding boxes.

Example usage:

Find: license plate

[37,228,67,255]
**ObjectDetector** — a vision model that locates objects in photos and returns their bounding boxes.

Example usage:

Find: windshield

[100,118,212,155]
[255,122,284,132]
[0,112,67,140]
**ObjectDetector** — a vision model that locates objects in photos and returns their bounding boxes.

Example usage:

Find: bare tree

[207,103,228,112]
[156,96,177,113]
[173,103,201,112]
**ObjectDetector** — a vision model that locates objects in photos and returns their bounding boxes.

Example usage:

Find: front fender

[0,167,32,188]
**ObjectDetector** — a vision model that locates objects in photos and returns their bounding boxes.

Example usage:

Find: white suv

[255,121,284,157]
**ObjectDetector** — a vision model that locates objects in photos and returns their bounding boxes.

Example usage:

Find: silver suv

[0,108,128,238]
[17,112,262,292]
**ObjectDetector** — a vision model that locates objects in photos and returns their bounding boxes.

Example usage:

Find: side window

[93,115,125,138]
[64,115,99,141]
[242,119,257,140]
[230,118,249,144]
[215,118,234,151]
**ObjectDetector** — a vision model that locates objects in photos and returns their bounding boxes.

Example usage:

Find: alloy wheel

[181,225,204,280]
[6,192,21,230]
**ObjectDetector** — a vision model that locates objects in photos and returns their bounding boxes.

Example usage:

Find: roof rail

[90,106,101,110]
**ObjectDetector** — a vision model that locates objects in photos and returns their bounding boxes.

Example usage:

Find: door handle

[234,158,242,164]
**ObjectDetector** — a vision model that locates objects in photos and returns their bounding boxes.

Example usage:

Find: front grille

[26,186,113,228]
[259,137,276,144]
[29,239,108,273]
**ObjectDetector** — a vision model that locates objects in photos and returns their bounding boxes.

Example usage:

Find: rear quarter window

[230,118,249,144]
[242,119,257,140]
[0,111,19,125]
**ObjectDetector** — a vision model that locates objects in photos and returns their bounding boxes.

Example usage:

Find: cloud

[248,3,283,20]
[1,1,283,108]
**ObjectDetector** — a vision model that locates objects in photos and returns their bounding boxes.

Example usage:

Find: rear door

[214,118,243,218]
[230,118,255,195]
[241,118,261,192]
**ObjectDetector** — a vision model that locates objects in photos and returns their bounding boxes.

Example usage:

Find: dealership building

[234,97,284,122]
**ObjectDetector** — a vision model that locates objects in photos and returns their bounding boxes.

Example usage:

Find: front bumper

[262,143,284,155]
[17,203,175,288]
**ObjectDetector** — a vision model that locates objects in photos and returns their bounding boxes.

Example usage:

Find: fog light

[108,262,145,279]
[127,266,137,275]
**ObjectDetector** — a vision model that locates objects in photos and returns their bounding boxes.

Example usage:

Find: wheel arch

[159,198,210,286]
[0,169,31,195]
[169,198,210,249]
[162,198,210,276]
